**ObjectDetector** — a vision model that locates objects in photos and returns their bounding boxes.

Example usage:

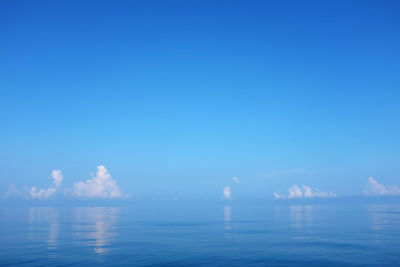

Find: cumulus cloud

[73,165,124,198]
[2,170,63,200]
[232,177,239,184]
[364,177,400,196]
[52,170,63,187]
[30,187,56,199]
[223,186,231,199]
[273,184,336,199]
[3,167,128,200]
[29,169,63,199]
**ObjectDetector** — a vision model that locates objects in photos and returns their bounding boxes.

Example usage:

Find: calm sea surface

[1,202,400,266]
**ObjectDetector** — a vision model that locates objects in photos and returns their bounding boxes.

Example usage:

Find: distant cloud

[30,187,57,199]
[52,170,63,187]
[2,184,27,199]
[73,165,124,198]
[3,167,126,200]
[29,169,63,199]
[364,177,400,196]
[273,184,336,199]
[232,176,239,184]
[223,186,231,199]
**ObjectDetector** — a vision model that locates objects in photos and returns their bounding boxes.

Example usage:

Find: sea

[1,200,400,266]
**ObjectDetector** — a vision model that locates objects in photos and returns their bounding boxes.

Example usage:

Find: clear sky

[1,0,399,200]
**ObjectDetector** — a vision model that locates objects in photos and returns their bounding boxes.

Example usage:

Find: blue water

[1,202,400,266]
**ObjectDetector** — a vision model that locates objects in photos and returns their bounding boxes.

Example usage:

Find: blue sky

[1,0,400,200]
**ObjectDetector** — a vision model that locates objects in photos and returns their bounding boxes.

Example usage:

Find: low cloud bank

[2,185,26,199]
[273,185,336,199]
[364,177,400,196]
[2,166,125,200]
[29,169,63,199]
[29,187,57,199]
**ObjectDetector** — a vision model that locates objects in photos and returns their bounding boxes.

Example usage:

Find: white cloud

[223,186,231,199]
[52,170,63,187]
[364,177,400,196]
[273,184,336,199]
[273,192,285,199]
[3,167,128,200]
[73,165,124,198]
[2,184,27,199]
[30,187,56,199]
[29,169,63,199]
[288,185,304,198]
[232,176,239,184]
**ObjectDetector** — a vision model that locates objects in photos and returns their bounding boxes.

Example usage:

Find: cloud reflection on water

[73,207,120,257]
[289,205,313,230]
[224,206,232,239]
[27,207,60,256]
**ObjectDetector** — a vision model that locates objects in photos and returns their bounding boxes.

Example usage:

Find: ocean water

[1,202,400,266]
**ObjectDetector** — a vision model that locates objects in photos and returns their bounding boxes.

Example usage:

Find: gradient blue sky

[1,0,399,200]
